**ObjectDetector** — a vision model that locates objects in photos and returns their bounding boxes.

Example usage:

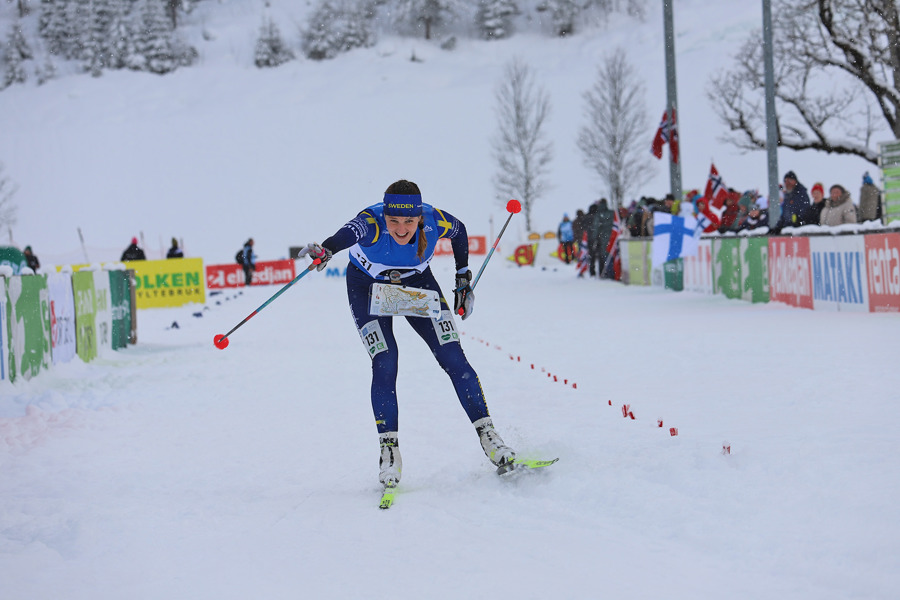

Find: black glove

[453,269,475,320]
[298,242,332,271]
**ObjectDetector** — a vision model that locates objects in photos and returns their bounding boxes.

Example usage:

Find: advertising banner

[5,275,52,382]
[712,238,741,300]
[47,271,77,364]
[434,236,488,256]
[508,243,538,266]
[769,236,814,309]
[865,232,900,312]
[683,239,712,294]
[879,140,900,223]
[741,237,770,304]
[108,270,133,350]
[206,259,296,290]
[809,236,869,312]
[72,270,98,363]
[92,269,112,351]
[128,258,205,308]
[0,246,27,274]
[620,240,651,286]
[663,259,683,291]
[0,278,6,382]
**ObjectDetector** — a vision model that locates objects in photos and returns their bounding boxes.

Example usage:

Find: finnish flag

[652,212,700,266]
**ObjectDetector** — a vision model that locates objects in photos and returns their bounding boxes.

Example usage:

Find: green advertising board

[713,238,742,299]
[109,270,132,350]
[72,270,98,363]
[663,259,683,291]
[5,275,52,382]
[741,237,770,303]
[879,140,900,223]
[0,246,27,275]
[712,237,770,303]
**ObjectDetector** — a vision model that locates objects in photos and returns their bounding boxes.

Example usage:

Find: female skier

[297,179,516,488]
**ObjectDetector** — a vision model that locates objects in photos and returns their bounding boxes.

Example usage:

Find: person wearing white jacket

[820,185,858,227]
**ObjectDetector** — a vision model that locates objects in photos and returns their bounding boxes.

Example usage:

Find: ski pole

[461,199,521,314]
[213,258,322,349]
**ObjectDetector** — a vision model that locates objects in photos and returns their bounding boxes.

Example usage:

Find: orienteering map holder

[369,282,442,320]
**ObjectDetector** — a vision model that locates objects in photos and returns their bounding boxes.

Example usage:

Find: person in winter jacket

[294,179,517,489]
[166,237,184,259]
[557,214,575,264]
[241,238,256,286]
[808,182,826,226]
[718,192,741,232]
[23,245,40,271]
[772,171,812,234]
[590,199,615,277]
[820,185,858,227]
[121,237,146,261]
[740,203,768,231]
[858,172,882,223]
[572,209,590,252]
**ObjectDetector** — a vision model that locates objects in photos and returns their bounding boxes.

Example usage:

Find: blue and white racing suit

[322,203,491,433]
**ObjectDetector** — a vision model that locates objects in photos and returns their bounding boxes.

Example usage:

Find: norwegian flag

[651,110,669,159]
[668,108,679,164]
[602,210,622,280]
[696,204,720,233]
[651,108,679,163]
[576,232,590,277]
[703,162,729,209]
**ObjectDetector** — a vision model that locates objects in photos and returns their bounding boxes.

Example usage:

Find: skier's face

[386,216,420,245]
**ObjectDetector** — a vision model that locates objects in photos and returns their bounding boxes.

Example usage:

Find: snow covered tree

[81,0,115,76]
[39,0,71,58]
[255,15,294,68]
[301,0,375,61]
[132,0,196,74]
[474,0,519,41]
[34,47,57,84]
[577,48,654,210]
[589,0,647,20]
[491,58,554,232]
[391,0,462,40]
[2,22,33,88]
[535,0,580,37]
[107,0,140,70]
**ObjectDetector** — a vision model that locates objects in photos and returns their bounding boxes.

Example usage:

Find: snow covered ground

[3,260,899,599]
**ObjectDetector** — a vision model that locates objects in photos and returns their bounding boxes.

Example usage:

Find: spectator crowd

[559,170,884,278]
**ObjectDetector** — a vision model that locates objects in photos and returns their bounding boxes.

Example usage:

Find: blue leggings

[346,264,490,433]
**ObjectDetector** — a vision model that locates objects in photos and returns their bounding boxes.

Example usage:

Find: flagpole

[663,0,683,202]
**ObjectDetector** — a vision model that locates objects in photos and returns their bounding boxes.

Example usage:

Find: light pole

[763,0,781,224]
[663,0,683,202]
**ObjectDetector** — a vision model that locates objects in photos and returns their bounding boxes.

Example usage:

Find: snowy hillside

[0,0,876,265]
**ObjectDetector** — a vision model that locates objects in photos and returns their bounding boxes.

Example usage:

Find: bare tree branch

[707,0,897,165]
[491,58,554,231]
[577,47,654,209]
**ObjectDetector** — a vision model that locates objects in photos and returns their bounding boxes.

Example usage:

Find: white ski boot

[474,417,517,467]
[379,432,402,487]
